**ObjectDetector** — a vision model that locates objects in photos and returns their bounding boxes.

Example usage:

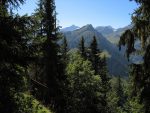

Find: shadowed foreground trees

[119,0,150,112]
[0,0,149,113]
[0,0,37,112]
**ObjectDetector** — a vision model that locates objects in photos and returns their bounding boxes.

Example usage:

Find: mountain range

[95,24,133,44]
[61,24,129,76]
[95,26,114,37]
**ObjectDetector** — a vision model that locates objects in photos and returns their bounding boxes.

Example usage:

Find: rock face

[62,24,129,76]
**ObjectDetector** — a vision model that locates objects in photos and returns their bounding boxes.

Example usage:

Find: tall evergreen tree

[43,0,60,108]
[61,36,68,60]
[99,56,111,113]
[30,0,67,112]
[32,0,45,37]
[79,36,86,58]
[119,0,150,112]
[89,36,111,113]
[90,36,99,74]
[123,65,144,113]
[116,75,125,107]
[28,0,48,103]
[0,0,36,112]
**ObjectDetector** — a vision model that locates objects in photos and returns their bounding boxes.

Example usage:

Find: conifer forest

[0,0,150,113]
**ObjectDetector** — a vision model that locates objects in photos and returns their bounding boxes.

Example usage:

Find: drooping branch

[119,29,135,60]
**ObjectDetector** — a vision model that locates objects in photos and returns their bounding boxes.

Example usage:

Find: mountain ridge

[62,24,129,76]
[60,25,80,32]
[96,24,133,44]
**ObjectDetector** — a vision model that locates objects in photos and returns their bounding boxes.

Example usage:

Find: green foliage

[13,93,34,113]
[66,51,102,113]
[115,76,125,107]
[99,56,111,113]
[63,25,129,76]
[124,97,144,113]
[78,36,86,58]
[121,67,145,113]
[119,30,135,60]
[2,0,148,112]
[0,4,34,112]
[30,1,67,113]
[0,0,25,12]
[108,77,131,113]
[12,93,53,113]
[119,0,150,112]
[107,76,144,113]
[61,36,68,60]
[89,36,100,74]
[99,50,111,59]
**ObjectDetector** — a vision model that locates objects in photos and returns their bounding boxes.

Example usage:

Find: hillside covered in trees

[0,0,150,113]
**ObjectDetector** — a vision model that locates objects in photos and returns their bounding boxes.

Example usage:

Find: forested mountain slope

[62,24,129,76]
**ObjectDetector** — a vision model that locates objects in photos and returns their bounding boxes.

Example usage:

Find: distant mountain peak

[95,25,115,36]
[60,25,80,32]
[80,24,95,31]
[62,24,129,76]
[83,24,94,28]
[70,25,78,27]
[95,25,114,29]
[96,24,133,44]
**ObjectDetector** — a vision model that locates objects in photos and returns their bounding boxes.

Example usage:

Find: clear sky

[16,0,138,29]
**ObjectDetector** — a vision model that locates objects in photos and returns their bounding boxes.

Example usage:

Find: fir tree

[61,36,68,60]
[24,0,66,112]
[0,0,36,112]
[43,0,60,108]
[79,36,86,58]
[90,36,99,74]
[116,75,125,107]
[100,56,111,113]
[123,65,144,113]
[31,0,67,112]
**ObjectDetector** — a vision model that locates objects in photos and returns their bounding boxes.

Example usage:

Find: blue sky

[16,0,138,29]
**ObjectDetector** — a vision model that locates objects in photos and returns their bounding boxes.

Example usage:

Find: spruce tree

[28,0,48,103]
[79,36,86,58]
[90,36,99,74]
[30,0,67,112]
[61,36,68,60]
[43,0,59,108]
[0,0,36,112]
[123,65,144,113]
[100,56,111,113]
[116,75,125,107]
[24,0,64,112]
[89,36,111,112]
